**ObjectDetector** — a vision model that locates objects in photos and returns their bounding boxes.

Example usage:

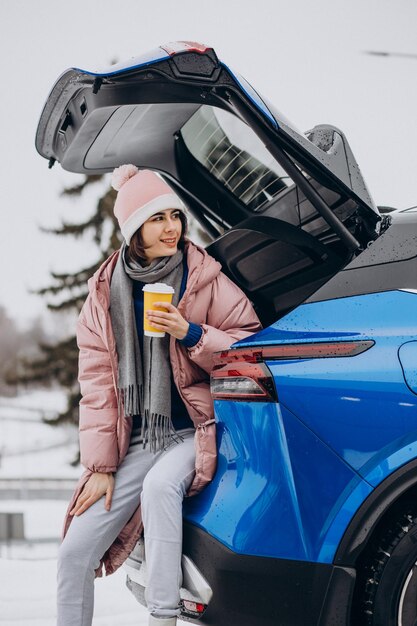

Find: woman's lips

[161,238,177,246]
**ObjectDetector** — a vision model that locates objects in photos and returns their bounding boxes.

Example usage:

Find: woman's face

[140,208,183,263]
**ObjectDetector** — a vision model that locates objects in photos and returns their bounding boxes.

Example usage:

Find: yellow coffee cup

[142,283,175,337]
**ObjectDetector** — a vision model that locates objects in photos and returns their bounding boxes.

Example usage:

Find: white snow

[0,557,152,625]
[0,496,160,624]
[0,498,183,623]
[0,390,187,624]
[0,557,188,625]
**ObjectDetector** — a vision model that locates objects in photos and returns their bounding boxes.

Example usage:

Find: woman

[57,165,262,626]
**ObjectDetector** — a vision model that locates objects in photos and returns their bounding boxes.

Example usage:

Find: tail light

[210,340,374,402]
[211,360,277,402]
[161,41,212,55]
[180,599,207,617]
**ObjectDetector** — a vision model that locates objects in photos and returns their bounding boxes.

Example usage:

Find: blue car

[36,42,417,626]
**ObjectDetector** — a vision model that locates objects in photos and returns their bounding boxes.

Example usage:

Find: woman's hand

[70,472,115,516]
[146,302,189,340]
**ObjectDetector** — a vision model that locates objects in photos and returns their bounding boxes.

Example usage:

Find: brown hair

[126,211,189,263]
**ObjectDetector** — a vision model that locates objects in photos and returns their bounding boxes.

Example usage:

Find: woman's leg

[56,442,158,626]
[140,430,196,623]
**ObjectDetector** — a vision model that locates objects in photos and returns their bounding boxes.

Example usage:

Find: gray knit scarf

[110,242,184,452]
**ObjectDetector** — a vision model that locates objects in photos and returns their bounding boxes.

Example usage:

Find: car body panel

[181,522,346,626]
[35,42,378,221]
[237,291,417,472]
[305,210,417,302]
[363,441,417,486]
[183,399,366,564]
[59,44,279,129]
[193,289,417,569]
[398,341,417,395]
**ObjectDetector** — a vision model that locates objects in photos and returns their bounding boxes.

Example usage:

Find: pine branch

[13,336,79,388]
[39,258,106,289]
[70,450,80,467]
[46,293,88,312]
[39,188,117,243]
[40,213,105,238]
[97,188,118,217]
[60,174,103,196]
[43,389,81,428]
[31,257,107,301]
[40,221,94,238]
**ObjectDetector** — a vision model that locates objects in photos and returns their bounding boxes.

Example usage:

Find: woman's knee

[57,529,99,578]
[58,538,83,572]
[142,471,179,501]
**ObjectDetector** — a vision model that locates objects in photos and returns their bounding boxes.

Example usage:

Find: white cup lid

[142,282,175,294]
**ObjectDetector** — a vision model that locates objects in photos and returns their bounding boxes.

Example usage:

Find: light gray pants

[56,428,196,625]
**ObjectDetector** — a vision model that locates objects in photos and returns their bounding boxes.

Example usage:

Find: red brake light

[161,41,212,55]
[181,599,207,617]
[211,361,277,402]
[210,341,374,402]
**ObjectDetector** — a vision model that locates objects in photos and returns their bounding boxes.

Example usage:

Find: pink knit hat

[111,165,186,245]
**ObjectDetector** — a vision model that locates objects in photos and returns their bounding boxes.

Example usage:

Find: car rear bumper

[182,521,355,626]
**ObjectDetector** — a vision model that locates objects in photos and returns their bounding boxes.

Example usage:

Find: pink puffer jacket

[62,240,262,576]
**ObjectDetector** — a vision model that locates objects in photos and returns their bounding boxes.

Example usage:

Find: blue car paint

[234,290,417,348]
[184,400,369,564]
[398,341,417,395]
[184,290,417,565]
[317,478,374,562]
[363,440,417,486]
[73,47,170,76]
[219,65,278,129]
[260,291,417,469]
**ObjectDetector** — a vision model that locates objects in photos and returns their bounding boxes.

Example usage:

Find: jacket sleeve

[187,273,262,374]
[77,302,119,473]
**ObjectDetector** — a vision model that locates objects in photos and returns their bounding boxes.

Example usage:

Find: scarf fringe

[140,410,184,453]
[119,386,183,453]
[119,384,143,417]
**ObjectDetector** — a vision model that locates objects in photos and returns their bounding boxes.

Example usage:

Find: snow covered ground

[1,556,183,625]
[0,390,192,624]
[0,500,167,626]
[0,496,189,624]
[0,500,188,624]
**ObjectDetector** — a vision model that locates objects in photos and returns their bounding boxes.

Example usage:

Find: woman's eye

[151,213,179,222]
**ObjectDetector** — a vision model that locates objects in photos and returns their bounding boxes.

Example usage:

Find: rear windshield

[180,105,289,211]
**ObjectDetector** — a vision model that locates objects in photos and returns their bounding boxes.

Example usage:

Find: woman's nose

[164,219,176,231]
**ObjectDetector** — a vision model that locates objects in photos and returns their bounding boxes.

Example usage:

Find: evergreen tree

[0,305,22,396]
[14,175,120,459]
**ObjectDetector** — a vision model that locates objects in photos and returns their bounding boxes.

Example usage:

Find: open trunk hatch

[36,41,381,322]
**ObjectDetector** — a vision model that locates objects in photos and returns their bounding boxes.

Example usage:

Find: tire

[354,501,417,626]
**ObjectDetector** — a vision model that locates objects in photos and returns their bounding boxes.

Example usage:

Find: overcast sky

[1,0,417,328]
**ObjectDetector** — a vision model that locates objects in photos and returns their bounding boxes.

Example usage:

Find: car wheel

[354,502,417,626]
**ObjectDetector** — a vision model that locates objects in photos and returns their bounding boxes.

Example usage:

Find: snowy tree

[14,175,120,442]
[0,305,22,396]
[1,307,51,396]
